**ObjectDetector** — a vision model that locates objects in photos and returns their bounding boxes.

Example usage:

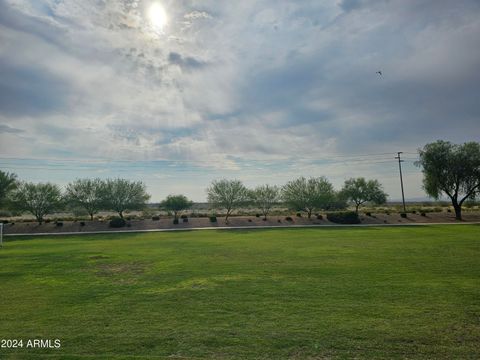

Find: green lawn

[1,226,479,359]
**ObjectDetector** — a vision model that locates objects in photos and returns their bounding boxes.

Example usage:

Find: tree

[416,140,480,220]
[340,177,388,214]
[10,182,63,224]
[281,177,336,218]
[207,179,249,223]
[65,178,105,220]
[0,170,18,208]
[102,178,150,218]
[160,194,193,220]
[250,185,280,220]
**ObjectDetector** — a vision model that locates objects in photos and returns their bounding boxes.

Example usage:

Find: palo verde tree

[0,170,18,208]
[207,179,249,223]
[10,182,63,224]
[250,185,280,220]
[102,178,150,218]
[416,140,480,220]
[160,194,193,221]
[282,176,336,218]
[340,177,388,214]
[65,178,105,220]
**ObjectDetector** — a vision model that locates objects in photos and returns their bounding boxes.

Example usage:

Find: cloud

[168,52,207,70]
[184,11,212,20]
[0,124,23,134]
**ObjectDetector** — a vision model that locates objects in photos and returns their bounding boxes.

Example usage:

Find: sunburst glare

[148,2,168,31]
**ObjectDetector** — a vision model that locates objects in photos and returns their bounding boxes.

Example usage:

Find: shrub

[421,212,426,217]
[183,218,188,223]
[109,217,126,228]
[326,211,360,224]
[411,210,417,214]
[0,210,12,217]
[447,209,452,213]
[209,216,217,223]
[56,222,63,227]
[80,221,86,226]
[255,214,261,218]
[296,212,302,217]
[365,212,372,217]
[248,219,252,222]
[126,223,132,227]
[181,214,188,219]
[400,213,407,218]
[152,216,160,221]
[173,219,179,225]
[45,219,51,223]
[316,214,323,220]
[285,216,293,222]
[262,218,267,221]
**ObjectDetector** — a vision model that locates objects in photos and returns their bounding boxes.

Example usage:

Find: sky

[0,0,479,202]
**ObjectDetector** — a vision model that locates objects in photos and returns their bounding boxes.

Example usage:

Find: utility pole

[395,152,406,213]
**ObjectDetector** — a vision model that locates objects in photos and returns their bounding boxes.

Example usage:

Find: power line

[0,151,419,165]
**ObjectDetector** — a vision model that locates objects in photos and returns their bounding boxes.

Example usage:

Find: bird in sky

[376,71,382,76]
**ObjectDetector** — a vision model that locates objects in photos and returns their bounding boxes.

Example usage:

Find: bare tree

[340,177,387,214]
[10,182,63,224]
[251,185,280,220]
[416,141,480,220]
[207,179,249,223]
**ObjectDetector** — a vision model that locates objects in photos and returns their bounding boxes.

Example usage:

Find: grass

[0,225,479,359]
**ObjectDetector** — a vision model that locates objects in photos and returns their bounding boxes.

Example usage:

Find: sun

[148,2,168,31]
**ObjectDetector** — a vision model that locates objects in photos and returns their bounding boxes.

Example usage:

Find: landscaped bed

[2,211,480,235]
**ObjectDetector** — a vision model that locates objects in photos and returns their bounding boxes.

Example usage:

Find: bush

[45,219,51,223]
[411,210,417,214]
[255,214,261,218]
[173,219,179,225]
[296,212,302,217]
[400,213,407,218]
[421,212,427,217]
[183,218,188,223]
[262,218,267,221]
[365,212,372,217]
[126,223,132,227]
[80,221,86,226]
[326,211,360,224]
[316,214,323,220]
[0,210,12,217]
[181,214,188,219]
[56,222,63,227]
[248,219,252,222]
[209,216,217,223]
[277,219,281,223]
[109,217,126,228]
[152,216,160,221]
[285,216,293,222]
[447,209,452,213]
